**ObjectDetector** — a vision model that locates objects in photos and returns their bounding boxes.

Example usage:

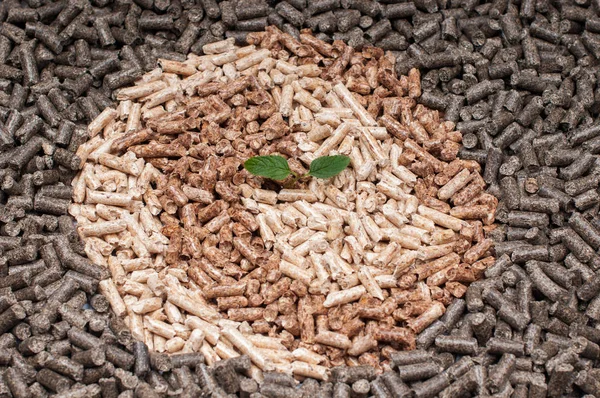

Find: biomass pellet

[331,366,375,385]
[275,2,305,28]
[365,20,392,42]
[170,353,204,369]
[438,369,478,398]
[390,350,432,368]
[71,347,106,368]
[434,335,478,355]
[213,361,240,394]
[4,367,29,398]
[396,363,441,382]
[370,378,392,398]
[36,368,72,393]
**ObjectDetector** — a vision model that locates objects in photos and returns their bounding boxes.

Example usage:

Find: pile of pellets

[71,27,498,377]
[0,0,599,397]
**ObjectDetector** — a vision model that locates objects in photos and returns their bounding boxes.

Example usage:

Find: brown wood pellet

[71,26,498,380]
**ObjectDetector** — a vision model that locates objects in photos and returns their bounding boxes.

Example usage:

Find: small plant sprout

[244,155,351,186]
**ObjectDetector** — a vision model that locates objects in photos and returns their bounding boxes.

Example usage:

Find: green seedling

[244,155,350,187]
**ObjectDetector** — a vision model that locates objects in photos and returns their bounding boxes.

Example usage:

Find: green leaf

[244,155,291,180]
[308,155,350,179]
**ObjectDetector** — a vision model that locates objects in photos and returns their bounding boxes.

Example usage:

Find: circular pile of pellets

[0,0,600,397]
[70,27,498,378]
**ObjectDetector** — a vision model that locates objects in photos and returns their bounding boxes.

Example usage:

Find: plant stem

[283,172,312,189]
[284,171,300,189]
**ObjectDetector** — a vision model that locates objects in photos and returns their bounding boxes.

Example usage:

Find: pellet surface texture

[0,0,599,397]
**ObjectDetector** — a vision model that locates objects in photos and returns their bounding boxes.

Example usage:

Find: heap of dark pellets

[1,0,600,397]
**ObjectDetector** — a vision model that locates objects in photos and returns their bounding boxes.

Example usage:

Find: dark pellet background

[0,0,600,397]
